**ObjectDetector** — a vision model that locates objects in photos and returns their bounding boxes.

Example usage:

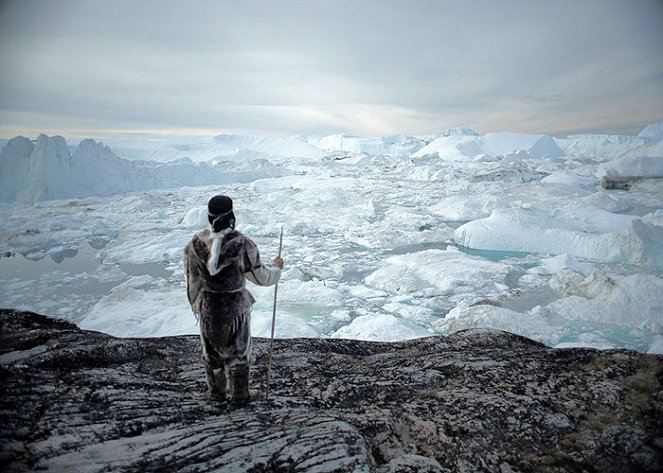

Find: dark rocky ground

[1,308,662,472]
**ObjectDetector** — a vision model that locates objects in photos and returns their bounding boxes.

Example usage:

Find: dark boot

[228,363,258,405]
[205,365,227,402]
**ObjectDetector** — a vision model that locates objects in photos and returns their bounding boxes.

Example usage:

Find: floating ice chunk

[638,121,663,140]
[330,309,352,322]
[382,301,434,323]
[577,191,634,213]
[181,205,208,227]
[429,194,499,221]
[272,279,345,304]
[482,133,564,159]
[251,308,318,339]
[599,155,663,179]
[47,246,79,263]
[553,332,615,350]
[434,303,566,347]
[410,135,484,161]
[549,270,618,301]
[648,336,663,354]
[404,164,451,181]
[364,249,512,301]
[643,209,663,227]
[541,171,598,188]
[344,284,388,300]
[541,254,594,276]
[104,230,192,264]
[79,276,196,337]
[543,272,663,331]
[248,279,346,339]
[569,271,617,299]
[647,140,663,158]
[331,312,422,341]
[475,309,656,355]
[548,269,592,295]
[558,134,653,160]
[622,219,663,269]
[455,208,663,269]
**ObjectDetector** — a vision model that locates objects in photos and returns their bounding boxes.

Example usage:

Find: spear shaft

[266,226,283,400]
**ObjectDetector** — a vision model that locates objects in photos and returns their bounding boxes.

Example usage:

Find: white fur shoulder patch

[207,233,224,276]
[207,227,232,276]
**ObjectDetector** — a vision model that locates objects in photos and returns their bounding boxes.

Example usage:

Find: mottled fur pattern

[183,228,262,365]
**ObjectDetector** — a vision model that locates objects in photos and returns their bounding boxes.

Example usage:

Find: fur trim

[207,227,232,276]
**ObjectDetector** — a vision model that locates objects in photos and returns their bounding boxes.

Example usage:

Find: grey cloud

[0,0,661,138]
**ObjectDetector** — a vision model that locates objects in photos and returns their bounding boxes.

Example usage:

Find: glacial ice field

[1,126,662,353]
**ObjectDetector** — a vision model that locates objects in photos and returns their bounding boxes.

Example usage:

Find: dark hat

[208,195,236,233]
[208,195,233,216]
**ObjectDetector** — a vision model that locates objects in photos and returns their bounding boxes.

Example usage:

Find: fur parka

[183,228,278,364]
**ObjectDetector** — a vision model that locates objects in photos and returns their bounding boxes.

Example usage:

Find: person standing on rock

[183,195,284,404]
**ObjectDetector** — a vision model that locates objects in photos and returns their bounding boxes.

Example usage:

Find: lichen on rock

[1,309,661,472]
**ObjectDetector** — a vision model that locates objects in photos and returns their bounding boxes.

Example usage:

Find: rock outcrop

[1,309,662,472]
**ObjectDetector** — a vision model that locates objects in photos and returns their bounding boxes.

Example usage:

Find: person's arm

[243,238,284,287]
[244,263,281,287]
[183,241,203,309]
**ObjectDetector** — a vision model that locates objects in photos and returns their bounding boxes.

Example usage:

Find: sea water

[0,240,174,323]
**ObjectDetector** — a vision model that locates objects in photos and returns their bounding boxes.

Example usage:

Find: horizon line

[0,120,660,143]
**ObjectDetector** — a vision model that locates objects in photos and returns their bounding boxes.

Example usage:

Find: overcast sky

[0,0,661,140]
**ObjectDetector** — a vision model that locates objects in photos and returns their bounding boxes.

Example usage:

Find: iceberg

[638,121,663,140]
[558,130,662,160]
[331,312,422,341]
[0,135,288,202]
[306,134,426,156]
[78,275,196,337]
[543,272,663,332]
[598,155,663,179]
[454,207,663,270]
[411,135,486,161]
[482,132,564,159]
[411,132,564,162]
[436,270,663,353]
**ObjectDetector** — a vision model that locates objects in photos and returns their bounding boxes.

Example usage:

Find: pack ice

[0,122,662,354]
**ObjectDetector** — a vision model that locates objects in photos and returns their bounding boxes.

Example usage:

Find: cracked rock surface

[1,309,662,472]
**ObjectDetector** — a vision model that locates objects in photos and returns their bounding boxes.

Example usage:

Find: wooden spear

[266,225,283,400]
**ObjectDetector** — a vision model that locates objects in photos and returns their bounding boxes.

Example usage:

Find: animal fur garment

[183,228,280,365]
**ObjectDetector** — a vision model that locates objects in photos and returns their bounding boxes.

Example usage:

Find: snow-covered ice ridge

[0,135,287,202]
[0,122,662,354]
